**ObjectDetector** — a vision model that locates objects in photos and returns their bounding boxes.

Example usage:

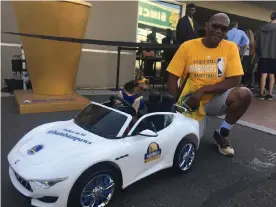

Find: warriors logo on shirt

[217,57,225,77]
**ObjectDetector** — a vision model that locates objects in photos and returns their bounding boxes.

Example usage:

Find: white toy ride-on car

[7,92,200,207]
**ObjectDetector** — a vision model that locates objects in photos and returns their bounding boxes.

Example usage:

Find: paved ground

[217,97,276,135]
[1,95,276,207]
[240,87,276,131]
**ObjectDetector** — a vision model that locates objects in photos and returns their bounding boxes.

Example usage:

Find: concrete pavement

[1,95,276,207]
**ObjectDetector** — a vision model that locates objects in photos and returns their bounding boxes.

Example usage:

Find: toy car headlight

[31,177,68,189]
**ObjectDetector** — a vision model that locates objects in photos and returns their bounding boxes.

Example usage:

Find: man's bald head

[209,13,230,26]
[204,13,231,47]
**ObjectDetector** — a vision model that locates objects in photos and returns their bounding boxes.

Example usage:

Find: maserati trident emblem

[27,144,44,155]
[14,160,20,164]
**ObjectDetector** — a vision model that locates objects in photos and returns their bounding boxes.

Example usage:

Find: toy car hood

[11,120,110,165]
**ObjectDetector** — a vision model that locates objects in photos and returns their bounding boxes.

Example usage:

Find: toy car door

[125,113,175,177]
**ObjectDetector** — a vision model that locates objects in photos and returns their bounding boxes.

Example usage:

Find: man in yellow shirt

[167,13,252,157]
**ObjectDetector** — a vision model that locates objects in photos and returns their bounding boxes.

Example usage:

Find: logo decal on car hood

[27,144,44,155]
[46,129,92,145]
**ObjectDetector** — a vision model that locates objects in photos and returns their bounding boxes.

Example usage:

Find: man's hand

[186,88,205,110]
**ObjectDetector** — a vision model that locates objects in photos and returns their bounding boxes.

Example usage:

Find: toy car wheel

[67,164,120,207]
[173,139,196,173]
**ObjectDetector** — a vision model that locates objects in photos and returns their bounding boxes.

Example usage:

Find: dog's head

[136,77,150,91]
[135,68,150,91]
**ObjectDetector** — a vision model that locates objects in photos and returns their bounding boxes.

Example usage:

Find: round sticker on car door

[144,142,161,163]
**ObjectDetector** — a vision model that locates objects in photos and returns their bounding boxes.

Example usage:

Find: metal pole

[116,46,121,90]
[21,44,28,90]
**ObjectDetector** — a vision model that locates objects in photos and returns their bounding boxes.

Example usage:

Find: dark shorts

[258,58,276,74]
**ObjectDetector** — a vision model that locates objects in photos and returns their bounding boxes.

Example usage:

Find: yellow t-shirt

[167,38,244,121]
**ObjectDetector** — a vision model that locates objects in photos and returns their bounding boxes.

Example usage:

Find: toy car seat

[146,91,162,113]
[144,92,177,132]
[160,93,176,112]
[144,91,164,131]
[146,92,176,113]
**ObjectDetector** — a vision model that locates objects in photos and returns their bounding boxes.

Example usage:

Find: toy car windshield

[74,103,129,139]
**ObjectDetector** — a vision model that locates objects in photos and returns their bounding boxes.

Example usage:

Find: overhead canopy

[188,1,273,22]
[194,6,267,31]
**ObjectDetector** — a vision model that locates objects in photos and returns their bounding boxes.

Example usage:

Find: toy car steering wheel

[175,94,199,113]
[182,95,199,112]
[110,95,137,116]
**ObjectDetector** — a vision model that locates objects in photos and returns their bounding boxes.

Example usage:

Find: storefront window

[137,0,182,44]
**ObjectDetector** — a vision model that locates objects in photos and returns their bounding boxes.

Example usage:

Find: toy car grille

[13,169,33,192]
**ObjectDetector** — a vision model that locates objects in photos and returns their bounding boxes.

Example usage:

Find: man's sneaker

[255,94,264,100]
[264,94,273,101]
[213,128,234,157]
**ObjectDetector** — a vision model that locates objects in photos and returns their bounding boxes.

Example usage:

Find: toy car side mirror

[138,129,158,137]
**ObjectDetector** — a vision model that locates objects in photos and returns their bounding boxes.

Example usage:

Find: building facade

[1,1,276,89]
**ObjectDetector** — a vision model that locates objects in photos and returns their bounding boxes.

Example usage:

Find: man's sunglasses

[211,23,230,32]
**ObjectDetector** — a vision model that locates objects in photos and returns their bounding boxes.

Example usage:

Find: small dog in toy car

[116,76,149,135]
[117,77,149,114]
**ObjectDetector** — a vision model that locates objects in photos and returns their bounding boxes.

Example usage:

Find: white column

[180,2,186,17]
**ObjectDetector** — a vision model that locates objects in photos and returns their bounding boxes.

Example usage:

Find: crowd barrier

[3,31,181,90]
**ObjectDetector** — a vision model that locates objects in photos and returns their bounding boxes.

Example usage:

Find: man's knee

[237,87,253,101]
[226,87,253,106]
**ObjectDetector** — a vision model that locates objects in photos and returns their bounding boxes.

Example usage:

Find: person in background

[176,3,199,44]
[162,29,177,62]
[242,29,256,89]
[143,33,156,57]
[253,29,263,90]
[142,33,156,78]
[227,21,249,61]
[162,29,177,83]
[254,29,270,94]
[255,12,276,101]
[151,28,158,44]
